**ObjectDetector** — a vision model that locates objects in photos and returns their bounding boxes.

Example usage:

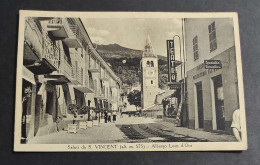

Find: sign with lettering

[204,60,222,69]
[167,40,177,82]
[168,82,181,90]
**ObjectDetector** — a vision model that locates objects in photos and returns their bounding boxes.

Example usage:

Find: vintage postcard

[14,10,247,151]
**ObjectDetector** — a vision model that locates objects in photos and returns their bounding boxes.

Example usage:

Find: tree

[127,90,141,110]
[159,74,168,89]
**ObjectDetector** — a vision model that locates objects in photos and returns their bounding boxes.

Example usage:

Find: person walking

[104,110,108,123]
[108,111,112,122]
[112,110,117,122]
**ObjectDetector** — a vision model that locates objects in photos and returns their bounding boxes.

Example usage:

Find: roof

[142,104,163,111]
[155,89,177,104]
[142,34,156,58]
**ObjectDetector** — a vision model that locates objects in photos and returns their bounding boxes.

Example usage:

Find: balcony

[88,64,100,73]
[23,18,43,66]
[47,18,69,39]
[100,74,109,81]
[44,58,73,85]
[24,19,60,74]
[71,65,83,85]
[41,33,60,69]
[62,19,82,48]
[73,74,95,94]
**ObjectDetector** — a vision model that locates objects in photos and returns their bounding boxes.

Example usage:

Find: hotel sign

[167,40,176,82]
[204,60,222,69]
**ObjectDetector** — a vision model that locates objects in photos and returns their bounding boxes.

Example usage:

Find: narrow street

[28,115,236,144]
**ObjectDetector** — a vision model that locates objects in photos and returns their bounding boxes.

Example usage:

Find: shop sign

[204,60,222,69]
[167,40,177,82]
[168,82,181,90]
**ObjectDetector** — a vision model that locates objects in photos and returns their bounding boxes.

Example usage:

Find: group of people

[162,98,178,117]
[104,110,117,123]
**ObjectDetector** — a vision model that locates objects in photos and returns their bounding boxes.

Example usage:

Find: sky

[82,18,183,58]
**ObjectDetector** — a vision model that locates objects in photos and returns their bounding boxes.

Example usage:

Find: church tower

[141,35,159,109]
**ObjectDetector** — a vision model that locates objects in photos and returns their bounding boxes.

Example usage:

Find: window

[151,61,154,67]
[193,36,199,60]
[146,61,150,67]
[151,80,153,84]
[208,21,217,52]
[81,48,84,58]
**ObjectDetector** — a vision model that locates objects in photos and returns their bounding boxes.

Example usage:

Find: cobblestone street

[28,115,236,144]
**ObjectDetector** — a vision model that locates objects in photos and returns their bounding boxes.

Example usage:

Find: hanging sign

[168,82,181,90]
[167,40,177,82]
[204,60,222,69]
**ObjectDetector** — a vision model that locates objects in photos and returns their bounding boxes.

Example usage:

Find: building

[140,35,159,109]
[184,18,239,133]
[21,17,121,142]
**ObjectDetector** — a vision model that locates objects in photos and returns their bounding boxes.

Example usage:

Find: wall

[186,47,239,132]
[185,18,235,71]
[141,57,159,108]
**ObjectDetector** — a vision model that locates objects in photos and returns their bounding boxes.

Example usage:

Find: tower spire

[143,34,156,57]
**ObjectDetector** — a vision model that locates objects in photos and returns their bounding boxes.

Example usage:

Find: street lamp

[172,33,186,125]
[172,35,183,83]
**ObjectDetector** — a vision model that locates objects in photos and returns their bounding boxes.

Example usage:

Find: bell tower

[141,35,159,109]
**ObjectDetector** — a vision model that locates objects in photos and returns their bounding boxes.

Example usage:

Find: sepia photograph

[14,11,247,151]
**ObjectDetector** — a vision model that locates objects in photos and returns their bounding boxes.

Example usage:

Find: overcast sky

[82,18,183,58]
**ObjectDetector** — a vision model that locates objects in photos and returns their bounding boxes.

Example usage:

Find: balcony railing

[71,65,83,85]
[42,32,60,70]
[47,18,70,39]
[62,18,83,48]
[49,18,62,24]
[24,18,60,74]
[59,57,73,80]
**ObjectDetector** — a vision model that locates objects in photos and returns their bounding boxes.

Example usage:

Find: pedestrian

[231,109,241,141]
[104,110,108,123]
[120,107,124,118]
[112,110,117,122]
[108,111,112,122]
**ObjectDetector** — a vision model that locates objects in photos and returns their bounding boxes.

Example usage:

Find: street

[27,115,236,144]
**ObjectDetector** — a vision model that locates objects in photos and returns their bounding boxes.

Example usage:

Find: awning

[155,89,177,104]
[44,74,70,85]
[73,86,94,93]
[22,66,36,85]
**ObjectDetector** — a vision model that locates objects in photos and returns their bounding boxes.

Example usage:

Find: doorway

[213,75,225,130]
[196,82,204,129]
[46,91,54,115]
[21,80,32,139]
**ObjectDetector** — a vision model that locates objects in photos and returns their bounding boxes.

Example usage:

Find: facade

[21,17,121,142]
[184,18,239,133]
[141,35,159,109]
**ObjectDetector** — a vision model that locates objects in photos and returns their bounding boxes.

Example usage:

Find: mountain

[96,43,168,89]
[97,43,167,61]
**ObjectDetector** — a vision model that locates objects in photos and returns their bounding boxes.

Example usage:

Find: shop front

[186,47,239,133]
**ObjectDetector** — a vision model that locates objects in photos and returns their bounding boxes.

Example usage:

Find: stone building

[184,18,239,133]
[21,17,121,142]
